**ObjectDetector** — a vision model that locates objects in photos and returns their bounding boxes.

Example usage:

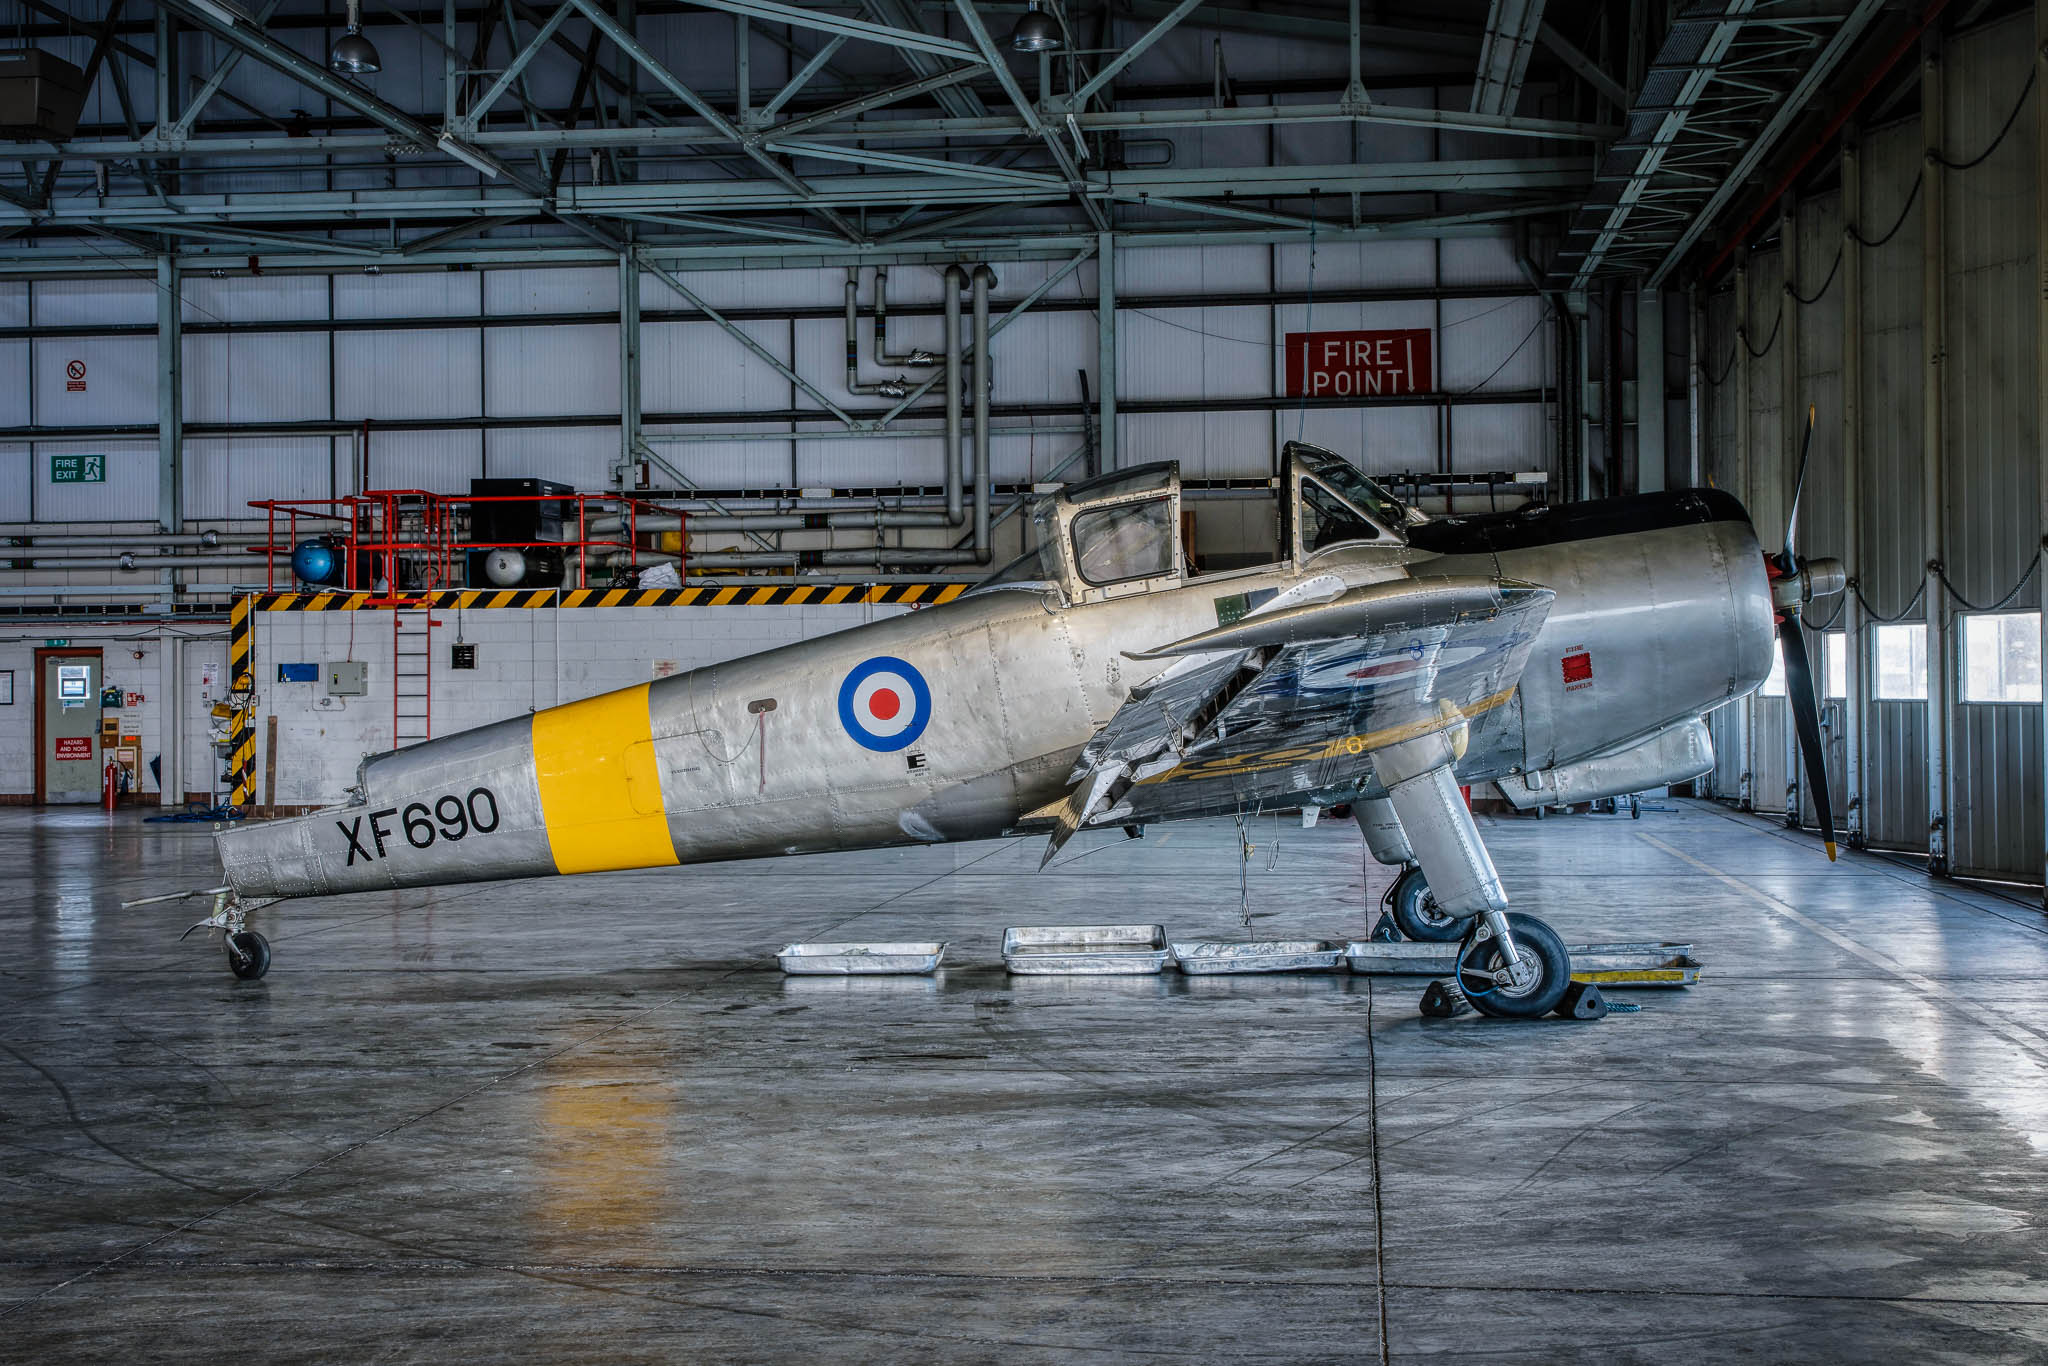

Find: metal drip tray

[1003,924,1170,975]
[1171,939,1346,974]
[1345,939,1701,987]
[776,941,947,975]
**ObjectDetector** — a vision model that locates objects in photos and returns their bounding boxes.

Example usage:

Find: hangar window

[1759,632,1845,700]
[1872,623,1928,700]
[1959,612,2042,704]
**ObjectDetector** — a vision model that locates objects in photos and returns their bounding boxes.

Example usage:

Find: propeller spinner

[1766,404,1847,861]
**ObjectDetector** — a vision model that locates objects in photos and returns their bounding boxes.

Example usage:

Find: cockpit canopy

[975,444,1419,600]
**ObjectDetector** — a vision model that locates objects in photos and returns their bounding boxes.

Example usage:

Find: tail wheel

[226,930,270,981]
[1389,865,1465,942]
[1457,913,1570,1019]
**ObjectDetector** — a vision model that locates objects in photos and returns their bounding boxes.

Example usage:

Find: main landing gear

[1355,733,1574,1021]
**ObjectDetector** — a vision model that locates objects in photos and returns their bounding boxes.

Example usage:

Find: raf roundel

[837,656,932,752]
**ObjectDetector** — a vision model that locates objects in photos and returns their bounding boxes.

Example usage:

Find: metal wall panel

[363,428,483,495]
[483,268,617,315]
[0,280,26,327]
[1856,122,1926,621]
[31,440,157,521]
[486,425,617,488]
[1744,249,1791,813]
[483,325,619,417]
[31,336,154,426]
[182,274,329,325]
[1442,295,1548,390]
[184,437,332,521]
[29,275,155,327]
[0,341,26,427]
[0,444,28,522]
[184,332,330,424]
[334,329,482,420]
[1953,704,2044,879]
[1865,700,1929,850]
[332,271,481,319]
[1119,244,1268,295]
[642,319,794,415]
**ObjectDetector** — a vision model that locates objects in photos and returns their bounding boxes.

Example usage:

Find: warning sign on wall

[53,737,92,760]
[65,359,86,393]
[1284,328,1432,399]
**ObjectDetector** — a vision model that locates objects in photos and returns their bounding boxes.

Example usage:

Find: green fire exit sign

[49,454,104,483]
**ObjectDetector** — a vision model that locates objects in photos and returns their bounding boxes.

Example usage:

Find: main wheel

[1456,913,1570,1019]
[226,930,270,981]
[1388,865,1465,942]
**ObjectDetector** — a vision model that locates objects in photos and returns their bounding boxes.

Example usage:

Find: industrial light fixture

[329,0,380,74]
[1009,1,1062,53]
[436,133,501,179]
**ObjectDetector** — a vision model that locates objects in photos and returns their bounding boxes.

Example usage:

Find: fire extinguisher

[103,759,120,811]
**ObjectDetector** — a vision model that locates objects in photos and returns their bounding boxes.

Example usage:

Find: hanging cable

[1789,246,1843,306]
[1935,556,2041,613]
[1931,66,2037,171]
[1740,306,1784,359]
[1703,338,1741,387]
[1848,173,1923,249]
[1852,578,1927,625]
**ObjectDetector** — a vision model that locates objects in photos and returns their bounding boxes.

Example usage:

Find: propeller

[1769,404,1838,862]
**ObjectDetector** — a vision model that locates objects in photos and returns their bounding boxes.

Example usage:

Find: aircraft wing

[1041,574,1553,865]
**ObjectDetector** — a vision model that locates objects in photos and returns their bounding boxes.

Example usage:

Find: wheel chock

[1419,978,1470,1018]
[1367,913,1402,943]
[1553,980,1608,1020]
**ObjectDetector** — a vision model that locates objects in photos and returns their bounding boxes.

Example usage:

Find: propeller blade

[1784,403,1815,561]
[1777,617,1838,861]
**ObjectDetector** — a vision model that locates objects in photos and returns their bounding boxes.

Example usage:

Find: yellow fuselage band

[531,683,679,875]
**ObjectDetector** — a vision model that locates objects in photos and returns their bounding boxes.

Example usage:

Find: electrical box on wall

[326,661,368,696]
[278,662,320,683]
[450,644,476,670]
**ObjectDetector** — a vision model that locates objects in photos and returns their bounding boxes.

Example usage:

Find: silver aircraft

[189,441,1845,1017]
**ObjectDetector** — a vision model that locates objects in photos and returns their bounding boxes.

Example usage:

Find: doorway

[35,648,104,804]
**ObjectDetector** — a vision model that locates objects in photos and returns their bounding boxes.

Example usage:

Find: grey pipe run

[587,509,967,535]
[1,530,260,548]
[943,262,966,529]
[3,553,270,571]
[971,263,995,564]
[873,268,939,368]
[845,271,908,400]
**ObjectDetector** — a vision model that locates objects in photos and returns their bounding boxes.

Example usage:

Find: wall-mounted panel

[335,329,483,420]
[31,336,155,426]
[184,436,332,521]
[182,274,330,325]
[483,325,619,418]
[184,332,330,424]
[30,275,156,327]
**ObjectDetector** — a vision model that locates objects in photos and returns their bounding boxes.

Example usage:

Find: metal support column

[1921,36,1951,877]
[1637,285,1665,493]
[1781,197,1801,829]
[1734,259,1753,809]
[1571,288,1593,503]
[1097,229,1117,471]
[2038,0,2048,905]
[619,248,642,492]
[1686,285,1703,486]
[157,255,182,552]
[1842,131,1866,850]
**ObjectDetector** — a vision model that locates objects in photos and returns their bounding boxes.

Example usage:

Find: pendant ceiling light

[329,0,380,74]
[1009,1,1063,53]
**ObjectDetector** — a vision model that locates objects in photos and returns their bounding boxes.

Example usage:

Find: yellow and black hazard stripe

[228,595,257,807]
[253,583,969,611]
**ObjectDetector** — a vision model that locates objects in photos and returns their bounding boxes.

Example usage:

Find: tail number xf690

[338,787,500,865]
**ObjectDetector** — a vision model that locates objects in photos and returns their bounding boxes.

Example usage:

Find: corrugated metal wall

[1698,10,2043,887]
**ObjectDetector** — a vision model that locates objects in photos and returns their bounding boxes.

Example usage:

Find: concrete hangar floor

[2,802,2046,1363]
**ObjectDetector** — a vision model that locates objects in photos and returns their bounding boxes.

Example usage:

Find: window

[1960,612,2042,703]
[1071,498,1177,585]
[1872,623,1927,700]
[1758,632,1845,700]
[1300,478,1381,553]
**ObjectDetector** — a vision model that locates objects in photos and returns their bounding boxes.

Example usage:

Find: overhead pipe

[2,553,272,571]
[0,530,259,547]
[872,268,940,367]
[970,264,996,563]
[845,270,908,399]
[943,262,967,529]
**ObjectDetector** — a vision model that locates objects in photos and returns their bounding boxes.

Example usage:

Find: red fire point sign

[54,737,92,760]
[65,359,86,393]
[1285,328,1432,399]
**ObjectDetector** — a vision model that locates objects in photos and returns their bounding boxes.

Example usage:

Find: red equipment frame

[248,490,682,599]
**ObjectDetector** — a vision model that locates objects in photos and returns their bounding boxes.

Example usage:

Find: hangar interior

[3,0,2048,1359]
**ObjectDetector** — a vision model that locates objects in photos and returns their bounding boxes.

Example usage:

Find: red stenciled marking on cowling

[1561,652,1592,685]
[868,688,901,720]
